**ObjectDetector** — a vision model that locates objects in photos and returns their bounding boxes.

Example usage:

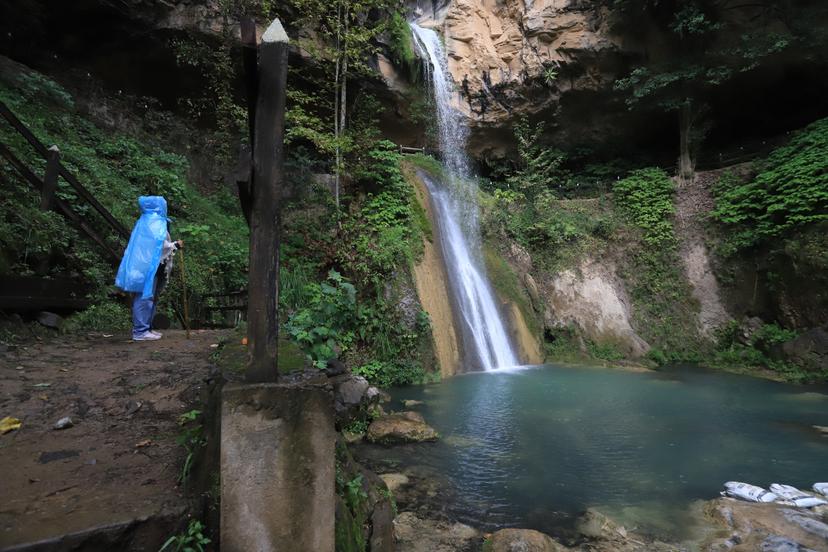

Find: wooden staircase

[0,100,128,310]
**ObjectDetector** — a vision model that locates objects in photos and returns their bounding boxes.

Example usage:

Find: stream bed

[356,364,828,541]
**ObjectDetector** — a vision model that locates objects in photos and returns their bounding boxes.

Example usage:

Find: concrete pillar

[221,383,335,552]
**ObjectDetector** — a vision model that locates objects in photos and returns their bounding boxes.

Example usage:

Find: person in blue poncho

[115,196,183,341]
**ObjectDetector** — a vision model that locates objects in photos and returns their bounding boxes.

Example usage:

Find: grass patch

[213,332,306,377]
[403,153,446,181]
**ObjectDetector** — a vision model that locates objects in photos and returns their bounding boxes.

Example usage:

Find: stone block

[221,383,335,552]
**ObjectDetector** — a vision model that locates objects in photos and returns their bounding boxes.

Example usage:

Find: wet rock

[379,473,409,493]
[488,528,567,552]
[324,357,348,377]
[337,375,369,405]
[366,411,438,444]
[393,511,479,552]
[370,493,396,552]
[343,430,364,444]
[331,374,375,425]
[403,399,424,408]
[53,416,73,430]
[760,535,817,552]
[36,311,63,329]
[703,498,828,551]
[575,508,624,539]
[523,273,542,312]
[365,386,380,401]
[780,509,828,540]
[779,326,828,373]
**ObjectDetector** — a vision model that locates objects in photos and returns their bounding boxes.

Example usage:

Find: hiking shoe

[133,331,161,341]
[149,330,163,338]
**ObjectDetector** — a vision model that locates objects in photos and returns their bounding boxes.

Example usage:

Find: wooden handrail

[0,100,130,239]
[0,142,121,263]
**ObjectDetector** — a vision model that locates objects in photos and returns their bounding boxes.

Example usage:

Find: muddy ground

[0,329,229,550]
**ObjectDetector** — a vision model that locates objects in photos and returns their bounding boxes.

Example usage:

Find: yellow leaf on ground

[0,417,22,435]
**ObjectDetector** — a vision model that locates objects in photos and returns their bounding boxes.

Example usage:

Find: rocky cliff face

[412,0,639,158]
[407,0,828,162]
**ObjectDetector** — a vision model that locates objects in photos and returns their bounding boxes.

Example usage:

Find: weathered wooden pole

[246,18,289,383]
[40,145,60,211]
[237,16,258,225]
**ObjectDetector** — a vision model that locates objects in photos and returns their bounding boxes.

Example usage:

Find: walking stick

[178,246,191,339]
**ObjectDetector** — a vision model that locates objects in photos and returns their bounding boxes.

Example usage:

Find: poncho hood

[139,196,168,218]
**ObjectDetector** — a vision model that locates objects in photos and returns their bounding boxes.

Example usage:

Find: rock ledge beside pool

[366,411,438,444]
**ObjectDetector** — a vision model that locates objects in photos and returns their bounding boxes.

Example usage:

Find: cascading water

[410,23,519,371]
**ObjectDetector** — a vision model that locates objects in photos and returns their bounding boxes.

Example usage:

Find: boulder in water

[486,528,568,552]
[366,411,438,444]
[379,473,409,493]
[393,511,479,551]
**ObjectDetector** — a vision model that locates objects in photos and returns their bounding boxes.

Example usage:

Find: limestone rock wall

[413,0,637,157]
[500,240,650,359]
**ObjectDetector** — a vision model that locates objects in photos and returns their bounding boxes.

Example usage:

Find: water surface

[367,364,828,540]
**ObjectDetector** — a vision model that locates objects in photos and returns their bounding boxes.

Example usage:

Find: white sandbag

[813,483,828,497]
[724,481,778,503]
[770,483,828,508]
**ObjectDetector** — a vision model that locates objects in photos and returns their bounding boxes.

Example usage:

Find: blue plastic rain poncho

[115,196,169,299]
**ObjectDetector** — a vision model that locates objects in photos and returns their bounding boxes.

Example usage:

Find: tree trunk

[247,19,289,383]
[678,101,695,184]
[333,2,342,210]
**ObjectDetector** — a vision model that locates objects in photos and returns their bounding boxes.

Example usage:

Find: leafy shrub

[160,519,210,552]
[587,340,625,361]
[0,65,248,312]
[339,141,421,289]
[613,168,702,356]
[712,118,828,252]
[613,167,676,246]
[285,270,358,368]
[387,11,417,74]
[62,301,131,333]
[711,321,802,378]
[352,359,426,387]
[507,118,569,199]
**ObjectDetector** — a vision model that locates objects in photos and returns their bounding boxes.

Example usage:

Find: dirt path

[0,329,229,550]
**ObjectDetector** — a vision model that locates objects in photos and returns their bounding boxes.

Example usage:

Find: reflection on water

[371,364,828,540]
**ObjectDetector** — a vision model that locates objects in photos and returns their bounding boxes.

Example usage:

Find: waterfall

[410,23,519,371]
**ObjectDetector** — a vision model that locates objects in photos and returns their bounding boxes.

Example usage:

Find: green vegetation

[176,409,206,484]
[0,64,248,327]
[712,118,828,254]
[613,168,701,360]
[352,359,426,387]
[404,152,446,181]
[613,0,796,180]
[286,270,360,368]
[709,321,815,382]
[613,168,676,246]
[482,244,539,338]
[335,444,370,552]
[160,519,211,552]
[278,142,434,385]
[61,302,131,333]
[482,190,620,274]
[388,11,417,76]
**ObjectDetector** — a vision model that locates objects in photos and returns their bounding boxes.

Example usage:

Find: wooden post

[246,18,289,383]
[41,145,60,211]
[237,16,258,226]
